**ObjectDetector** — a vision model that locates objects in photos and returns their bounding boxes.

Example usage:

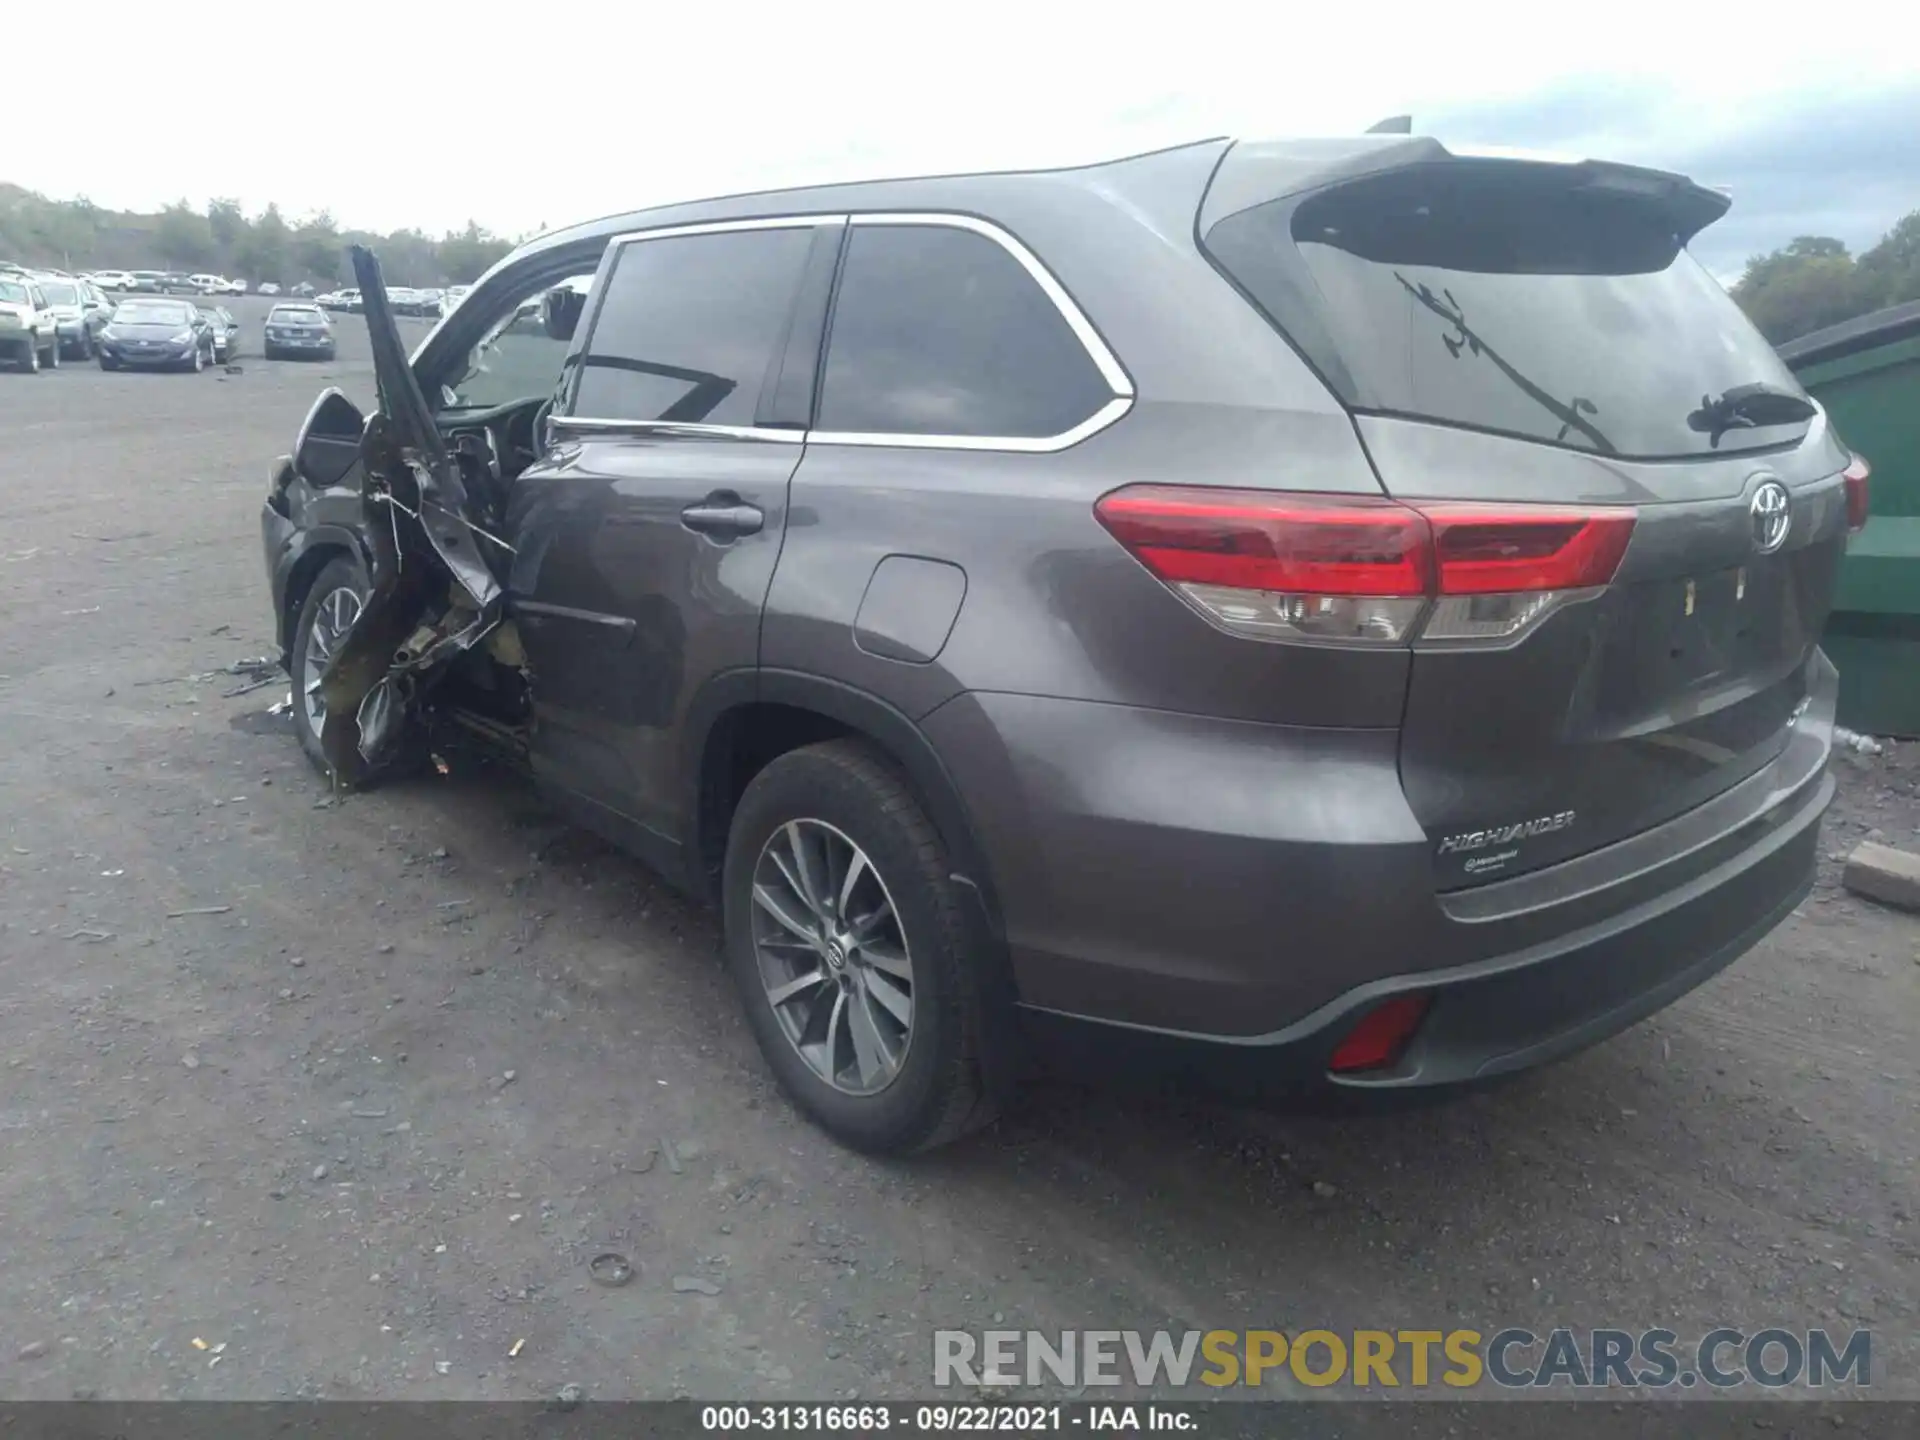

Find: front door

[505,218,841,866]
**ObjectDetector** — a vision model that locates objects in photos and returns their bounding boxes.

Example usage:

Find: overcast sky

[12,2,1917,281]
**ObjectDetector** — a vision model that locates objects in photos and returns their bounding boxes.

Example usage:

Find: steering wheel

[530,397,555,458]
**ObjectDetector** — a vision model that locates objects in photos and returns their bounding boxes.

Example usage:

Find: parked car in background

[258,282,283,296]
[222,277,247,295]
[0,274,61,372]
[317,288,359,312]
[291,282,317,298]
[199,304,240,362]
[186,273,222,294]
[442,283,472,314]
[37,275,113,359]
[87,270,136,291]
[261,302,334,360]
[389,287,443,317]
[97,297,215,372]
[128,270,165,293]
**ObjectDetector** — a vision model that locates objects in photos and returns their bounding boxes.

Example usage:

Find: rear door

[506,218,841,852]
[1201,151,1853,887]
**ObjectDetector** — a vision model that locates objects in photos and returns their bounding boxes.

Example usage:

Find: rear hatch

[1200,141,1854,887]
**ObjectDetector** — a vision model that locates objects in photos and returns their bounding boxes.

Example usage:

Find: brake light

[1420,505,1637,594]
[1843,455,1870,533]
[1092,489,1431,594]
[1329,994,1430,1073]
[1095,486,1636,647]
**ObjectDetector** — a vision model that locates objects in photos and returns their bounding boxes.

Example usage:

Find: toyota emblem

[1750,480,1791,555]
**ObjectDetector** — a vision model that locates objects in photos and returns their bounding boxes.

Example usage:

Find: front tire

[290,555,372,784]
[18,339,39,373]
[42,336,58,369]
[722,740,996,1155]
[288,555,425,788]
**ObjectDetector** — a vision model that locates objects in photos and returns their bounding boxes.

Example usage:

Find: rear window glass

[1202,162,1811,460]
[42,282,78,305]
[271,307,323,322]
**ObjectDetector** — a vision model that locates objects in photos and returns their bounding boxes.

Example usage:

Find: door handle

[680,496,764,538]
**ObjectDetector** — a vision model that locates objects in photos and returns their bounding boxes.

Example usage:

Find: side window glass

[444,272,598,410]
[816,224,1115,440]
[571,227,814,427]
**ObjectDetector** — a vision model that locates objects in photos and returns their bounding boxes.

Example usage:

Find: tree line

[1731,209,1920,345]
[16,178,1908,343]
[0,184,519,288]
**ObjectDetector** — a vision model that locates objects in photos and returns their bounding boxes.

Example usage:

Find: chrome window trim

[551,416,803,444]
[807,396,1134,454]
[566,209,1136,454]
[603,214,850,248]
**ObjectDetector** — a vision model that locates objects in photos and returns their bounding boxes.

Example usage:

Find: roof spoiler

[1365,115,1413,135]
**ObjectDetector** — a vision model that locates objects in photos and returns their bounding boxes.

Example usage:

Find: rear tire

[98,354,117,371]
[721,740,997,1155]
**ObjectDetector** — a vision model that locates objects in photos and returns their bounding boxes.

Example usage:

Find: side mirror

[294,387,366,489]
[541,286,586,342]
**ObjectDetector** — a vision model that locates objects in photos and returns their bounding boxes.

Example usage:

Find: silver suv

[261,134,1858,1153]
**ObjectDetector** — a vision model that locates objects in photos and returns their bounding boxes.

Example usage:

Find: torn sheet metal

[314,244,508,779]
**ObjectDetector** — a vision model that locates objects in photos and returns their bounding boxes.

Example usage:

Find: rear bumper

[926,650,1837,1096]
[1020,766,1826,1097]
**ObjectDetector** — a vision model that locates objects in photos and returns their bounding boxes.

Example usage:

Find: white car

[258,282,282,296]
[87,270,135,291]
[186,273,226,295]
[223,277,247,295]
[0,274,61,372]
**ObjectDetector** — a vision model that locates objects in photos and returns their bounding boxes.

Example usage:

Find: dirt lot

[0,295,1914,1404]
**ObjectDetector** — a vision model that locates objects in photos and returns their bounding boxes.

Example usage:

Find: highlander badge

[1438,811,1577,855]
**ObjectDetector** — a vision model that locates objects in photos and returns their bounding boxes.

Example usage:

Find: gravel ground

[0,296,1914,1404]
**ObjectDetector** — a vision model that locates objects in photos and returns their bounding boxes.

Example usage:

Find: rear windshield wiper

[1687,383,1815,449]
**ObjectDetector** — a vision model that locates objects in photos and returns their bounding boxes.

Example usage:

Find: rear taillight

[1095,487,1636,648]
[1092,488,1431,643]
[1843,455,1870,533]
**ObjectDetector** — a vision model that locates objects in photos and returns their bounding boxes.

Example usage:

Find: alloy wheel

[750,818,915,1096]
[301,585,363,734]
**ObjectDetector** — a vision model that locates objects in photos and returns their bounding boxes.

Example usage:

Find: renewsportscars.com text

[933,1327,1872,1390]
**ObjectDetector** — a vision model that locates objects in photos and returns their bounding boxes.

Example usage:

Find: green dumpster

[1780,300,1920,737]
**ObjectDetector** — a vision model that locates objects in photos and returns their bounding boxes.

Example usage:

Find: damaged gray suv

[261,134,1863,1154]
